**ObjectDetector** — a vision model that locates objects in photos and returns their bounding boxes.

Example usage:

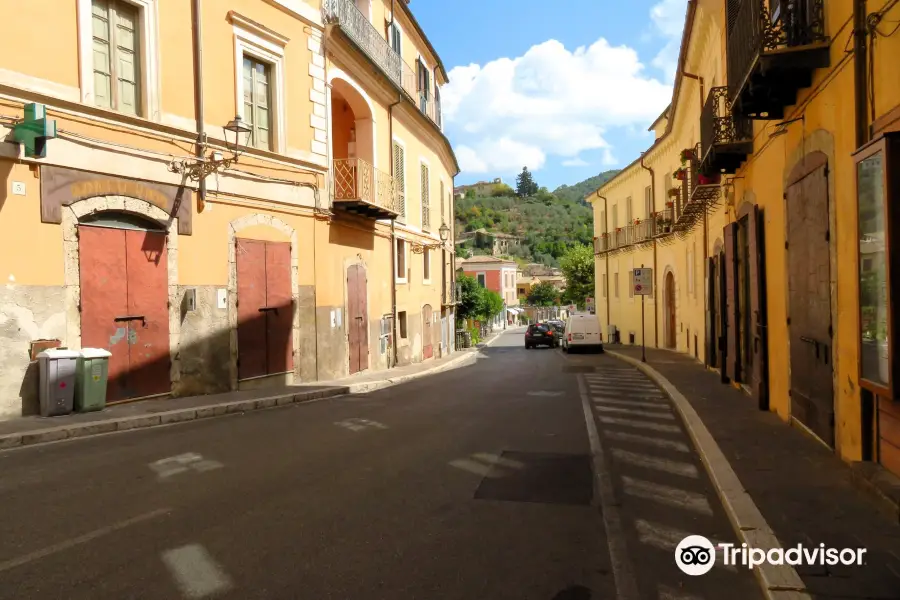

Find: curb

[606,350,812,600]
[0,334,506,452]
[0,387,349,452]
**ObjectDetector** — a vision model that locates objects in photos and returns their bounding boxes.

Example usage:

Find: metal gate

[786,162,833,445]
[79,224,170,402]
[236,239,293,380]
[347,264,369,374]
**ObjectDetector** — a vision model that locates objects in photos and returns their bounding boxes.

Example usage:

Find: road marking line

[0,508,170,574]
[635,520,736,571]
[577,375,641,600]
[590,383,660,390]
[162,544,233,599]
[593,398,669,409]
[610,448,699,478]
[621,476,713,515]
[603,430,690,452]
[595,406,675,420]
[471,452,525,469]
[598,416,681,433]
[657,584,704,600]
[449,458,504,478]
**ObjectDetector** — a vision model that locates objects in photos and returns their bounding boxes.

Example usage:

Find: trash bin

[76,348,112,412]
[37,348,79,417]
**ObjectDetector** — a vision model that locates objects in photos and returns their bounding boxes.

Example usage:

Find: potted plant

[673,168,687,181]
[698,172,721,185]
[666,201,674,208]
[667,188,680,199]
[680,148,695,163]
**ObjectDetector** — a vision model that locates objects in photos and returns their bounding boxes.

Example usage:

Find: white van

[562,314,604,353]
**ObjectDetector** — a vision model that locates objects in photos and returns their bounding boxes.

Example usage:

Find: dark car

[525,323,558,349]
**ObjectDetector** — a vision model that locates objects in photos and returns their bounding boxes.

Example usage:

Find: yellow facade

[0,0,458,418]
[590,0,900,473]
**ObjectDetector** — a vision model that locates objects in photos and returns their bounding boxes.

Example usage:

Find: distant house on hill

[454,228,520,256]
[454,177,504,199]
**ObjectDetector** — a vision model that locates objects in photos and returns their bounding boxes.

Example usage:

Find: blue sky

[412,0,687,190]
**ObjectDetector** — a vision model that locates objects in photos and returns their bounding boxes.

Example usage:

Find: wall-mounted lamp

[169,115,253,181]
[411,222,451,253]
[768,116,804,140]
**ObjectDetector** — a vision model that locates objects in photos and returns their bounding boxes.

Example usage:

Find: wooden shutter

[91,0,140,115]
[747,205,768,409]
[421,163,430,229]
[114,2,140,116]
[644,186,652,219]
[706,256,716,366]
[393,142,406,218]
[92,0,113,109]
[440,180,445,218]
[724,222,738,382]
[244,58,271,150]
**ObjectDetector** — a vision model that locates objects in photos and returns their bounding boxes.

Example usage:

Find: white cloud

[562,157,589,167]
[650,0,688,82]
[443,36,672,178]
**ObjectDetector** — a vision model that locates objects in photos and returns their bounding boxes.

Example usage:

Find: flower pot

[698,173,721,185]
[675,170,686,181]
[667,188,680,198]
[680,149,695,162]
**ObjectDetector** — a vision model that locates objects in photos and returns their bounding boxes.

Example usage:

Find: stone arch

[328,67,377,169]
[62,195,181,390]
[228,213,300,388]
[662,265,677,349]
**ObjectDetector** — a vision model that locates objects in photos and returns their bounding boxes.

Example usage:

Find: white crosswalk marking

[590,383,660,391]
[603,430,691,452]
[471,453,526,469]
[621,476,713,515]
[657,584,704,600]
[598,416,680,433]
[634,520,736,571]
[595,406,675,420]
[593,398,669,409]
[610,448,699,478]
[162,544,233,598]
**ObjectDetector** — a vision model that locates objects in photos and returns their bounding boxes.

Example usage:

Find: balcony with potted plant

[698,86,753,175]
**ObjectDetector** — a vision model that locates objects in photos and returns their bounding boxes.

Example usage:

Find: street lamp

[169,115,253,181]
[439,221,450,243]
[413,221,451,254]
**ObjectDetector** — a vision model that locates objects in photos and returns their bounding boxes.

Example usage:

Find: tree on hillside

[465,189,476,199]
[491,183,516,197]
[559,244,595,307]
[527,282,559,306]
[516,167,539,197]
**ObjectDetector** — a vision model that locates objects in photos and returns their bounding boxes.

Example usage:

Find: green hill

[454,169,621,267]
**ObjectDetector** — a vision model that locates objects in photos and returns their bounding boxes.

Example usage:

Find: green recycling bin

[75,348,112,412]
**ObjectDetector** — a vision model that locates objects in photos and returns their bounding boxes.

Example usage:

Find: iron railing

[700,86,753,169]
[595,235,609,253]
[654,208,674,236]
[615,226,633,248]
[332,158,399,214]
[324,0,442,128]
[726,0,827,103]
[633,219,654,243]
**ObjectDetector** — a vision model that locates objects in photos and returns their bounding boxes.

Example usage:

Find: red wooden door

[265,242,293,375]
[79,225,170,402]
[664,273,676,348]
[124,229,170,398]
[79,226,130,402]
[236,238,293,380]
[347,265,368,374]
[423,304,433,359]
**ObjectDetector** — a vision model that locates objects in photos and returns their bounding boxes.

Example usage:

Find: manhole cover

[562,366,596,373]
[474,451,593,506]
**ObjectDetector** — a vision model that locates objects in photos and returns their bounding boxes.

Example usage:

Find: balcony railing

[653,208,674,237]
[595,234,609,254]
[726,0,828,116]
[325,0,443,129]
[633,220,654,243]
[614,226,633,248]
[332,158,400,219]
[699,86,753,174]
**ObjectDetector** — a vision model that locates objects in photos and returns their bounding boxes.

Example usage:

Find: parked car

[562,314,604,353]
[525,323,558,349]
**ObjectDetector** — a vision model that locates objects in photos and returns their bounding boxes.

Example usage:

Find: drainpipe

[388,67,402,366]
[597,194,611,335]
[191,0,206,205]
[853,0,869,147]
[639,156,659,349]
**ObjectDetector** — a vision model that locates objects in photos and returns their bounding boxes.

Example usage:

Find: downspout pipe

[388,0,402,366]
[853,0,869,147]
[191,0,205,205]
[639,156,659,349]
[597,194,611,335]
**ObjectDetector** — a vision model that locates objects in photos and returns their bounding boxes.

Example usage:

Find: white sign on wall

[632,268,653,296]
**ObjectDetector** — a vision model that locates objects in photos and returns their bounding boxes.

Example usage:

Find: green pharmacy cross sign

[13,103,57,158]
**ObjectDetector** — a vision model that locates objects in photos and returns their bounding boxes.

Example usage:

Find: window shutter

[440,180,445,218]
[114,2,140,116]
[393,142,406,218]
[420,164,430,229]
[91,0,113,109]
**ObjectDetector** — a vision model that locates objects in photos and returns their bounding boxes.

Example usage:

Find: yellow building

[589,0,900,477]
[0,0,458,419]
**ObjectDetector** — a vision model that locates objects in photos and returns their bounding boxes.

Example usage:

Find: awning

[506,307,523,315]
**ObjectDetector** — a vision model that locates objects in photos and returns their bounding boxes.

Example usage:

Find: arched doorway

[423,304,434,359]
[664,271,676,349]
[330,75,376,204]
[78,211,171,402]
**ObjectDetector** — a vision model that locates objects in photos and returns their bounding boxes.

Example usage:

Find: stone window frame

[62,195,180,393]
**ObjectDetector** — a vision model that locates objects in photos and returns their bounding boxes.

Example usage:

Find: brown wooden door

[236,239,293,380]
[79,225,170,402]
[724,222,738,382]
[706,257,716,366]
[787,164,834,445]
[665,272,676,348]
[423,305,433,359]
[746,205,769,409]
[347,264,368,374]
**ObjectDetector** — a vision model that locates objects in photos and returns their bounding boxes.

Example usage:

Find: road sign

[632,268,653,296]
[585,297,595,313]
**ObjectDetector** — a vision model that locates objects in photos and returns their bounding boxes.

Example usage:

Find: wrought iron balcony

[594,235,609,254]
[614,226,633,248]
[699,86,753,175]
[633,220,653,244]
[332,158,400,220]
[727,0,829,119]
[653,208,674,237]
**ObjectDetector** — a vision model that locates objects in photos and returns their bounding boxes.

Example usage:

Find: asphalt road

[0,328,761,600]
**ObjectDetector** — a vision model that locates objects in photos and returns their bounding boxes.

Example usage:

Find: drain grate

[562,365,596,373]
[474,451,593,506]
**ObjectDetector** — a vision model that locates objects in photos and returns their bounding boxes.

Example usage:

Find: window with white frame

[91,0,141,115]
[395,238,408,282]
[440,180,445,220]
[420,162,431,230]
[393,141,406,219]
[386,19,402,57]
[602,273,608,297]
[243,57,272,150]
[423,248,431,283]
[644,185,652,219]
[477,273,486,288]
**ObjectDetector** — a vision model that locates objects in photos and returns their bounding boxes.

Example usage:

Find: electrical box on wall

[184,288,197,312]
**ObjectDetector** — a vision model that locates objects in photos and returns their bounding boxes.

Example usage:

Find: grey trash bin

[37,348,79,417]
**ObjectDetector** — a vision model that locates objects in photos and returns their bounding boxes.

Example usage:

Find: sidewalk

[0,330,504,451]
[607,344,900,599]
